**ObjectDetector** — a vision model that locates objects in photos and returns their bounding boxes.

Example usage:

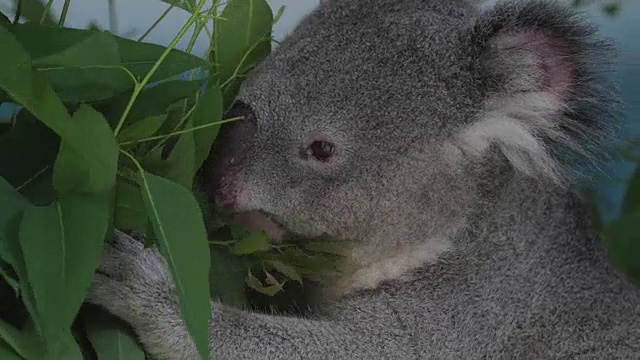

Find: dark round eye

[306,140,335,162]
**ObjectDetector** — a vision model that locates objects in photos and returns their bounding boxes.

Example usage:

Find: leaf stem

[119,116,241,146]
[58,0,71,26]
[13,0,23,23]
[41,0,54,23]
[113,0,209,136]
[138,4,175,42]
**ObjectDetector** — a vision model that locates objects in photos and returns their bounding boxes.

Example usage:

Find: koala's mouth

[230,211,287,242]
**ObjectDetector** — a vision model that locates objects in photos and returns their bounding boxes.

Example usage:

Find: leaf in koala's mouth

[231,211,286,241]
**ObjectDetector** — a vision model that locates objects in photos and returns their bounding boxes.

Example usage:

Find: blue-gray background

[0,0,638,222]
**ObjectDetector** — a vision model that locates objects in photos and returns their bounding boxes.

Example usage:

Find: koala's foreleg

[85,231,411,360]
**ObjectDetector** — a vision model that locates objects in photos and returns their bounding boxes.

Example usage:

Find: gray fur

[86,0,639,359]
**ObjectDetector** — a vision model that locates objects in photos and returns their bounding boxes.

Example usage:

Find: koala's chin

[229,210,288,242]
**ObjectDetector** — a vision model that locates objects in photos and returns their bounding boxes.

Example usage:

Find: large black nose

[203,101,257,211]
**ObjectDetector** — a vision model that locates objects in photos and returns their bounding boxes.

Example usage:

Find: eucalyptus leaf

[137,170,211,359]
[85,314,146,360]
[231,232,271,255]
[0,317,39,359]
[0,178,40,335]
[117,114,167,144]
[32,31,119,67]
[102,80,202,128]
[151,119,196,189]
[19,192,110,352]
[53,105,119,195]
[192,80,223,169]
[266,260,302,284]
[7,23,204,103]
[114,179,149,232]
[0,340,21,360]
[214,0,274,85]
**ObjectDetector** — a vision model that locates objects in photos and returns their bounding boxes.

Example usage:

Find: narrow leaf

[137,171,211,359]
[192,80,223,169]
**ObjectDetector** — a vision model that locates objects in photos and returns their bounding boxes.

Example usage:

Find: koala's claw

[86,230,178,325]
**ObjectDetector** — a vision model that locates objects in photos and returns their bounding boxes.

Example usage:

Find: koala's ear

[457,0,618,184]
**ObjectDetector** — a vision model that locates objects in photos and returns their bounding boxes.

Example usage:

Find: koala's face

[205,0,613,247]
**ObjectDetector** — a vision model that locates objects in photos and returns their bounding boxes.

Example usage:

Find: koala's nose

[205,112,257,212]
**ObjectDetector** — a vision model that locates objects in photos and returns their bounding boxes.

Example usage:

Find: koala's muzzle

[205,101,287,241]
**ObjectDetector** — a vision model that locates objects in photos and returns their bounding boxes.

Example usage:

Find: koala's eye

[306,140,335,162]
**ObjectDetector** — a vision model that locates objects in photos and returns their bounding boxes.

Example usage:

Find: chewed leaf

[266,260,302,284]
[246,270,282,296]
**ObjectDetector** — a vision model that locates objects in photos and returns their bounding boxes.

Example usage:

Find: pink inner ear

[495,28,575,100]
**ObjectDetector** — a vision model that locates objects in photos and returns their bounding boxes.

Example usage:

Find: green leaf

[162,0,197,13]
[231,232,271,255]
[266,260,302,284]
[137,171,211,359]
[117,114,167,144]
[622,165,640,216]
[214,0,274,85]
[273,6,286,25]
[0,340,21,360]
[114,179,148,232]
[53,105,119,195]
[154,119,196,189]
[0,25,76,140]
[32,31,119,67]
[9,0,56,25]
[0,318,40,359]
[0,178,40,335]
[102,80,202,128]
[19,192,110,352]
[7,23,205,103]
[602,212,640,282]
[192,80,223,169]
[85,314,146,360]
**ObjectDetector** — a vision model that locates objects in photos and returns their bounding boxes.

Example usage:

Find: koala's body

[86,0,640,359]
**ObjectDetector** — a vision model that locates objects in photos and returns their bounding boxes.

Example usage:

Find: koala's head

[203,0,617,254]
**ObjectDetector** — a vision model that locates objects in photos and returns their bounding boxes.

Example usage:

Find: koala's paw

[86,230,178,328]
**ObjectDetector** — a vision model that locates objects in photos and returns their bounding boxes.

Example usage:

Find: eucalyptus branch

[119,116,242,146]
[41,0,54,24]
[13,0,23,24]
[114,0,209,135]
[58,0,71,26]
[138,4,175,42]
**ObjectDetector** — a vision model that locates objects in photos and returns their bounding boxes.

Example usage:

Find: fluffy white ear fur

[457,91,573,184]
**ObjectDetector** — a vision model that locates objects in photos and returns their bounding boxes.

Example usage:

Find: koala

[86,0,640,359]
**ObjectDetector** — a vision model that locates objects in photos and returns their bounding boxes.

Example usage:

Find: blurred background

[0,0,638,224]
